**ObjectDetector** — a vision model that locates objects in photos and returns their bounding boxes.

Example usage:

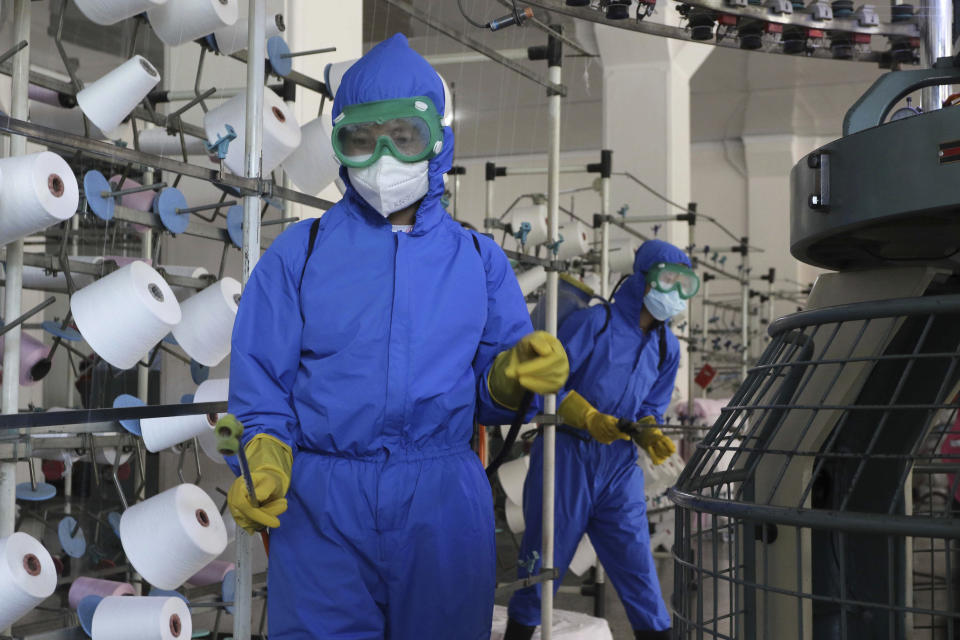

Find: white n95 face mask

[347,155,429,217]
[644,288,687,322]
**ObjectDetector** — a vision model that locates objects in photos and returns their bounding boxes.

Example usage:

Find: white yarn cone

[568,535,597,577]
[213,12,284,55]
[158,265,210,301]
[186,559,234,587]
[220,506,237,543]
[171,278,240,367]
[70,261,182,370]
[496,455,529,507]
[203,88,300,175]
[119,484,227,589]
[0,152,78,246]
[76,56,160,134]
[609,236,640,274]
[138,128,209,156]
[516,266,547,297]
[73,0,168,26]
[193,378,229,464]
[282,117,339,195]
[68,577,135,609]
[504,497,525,534]
[323,58,358,99]
[92,596,191,640]
[438,73,453,127]
[147,0,238,47]
[0,533,56,629]
[510,204,549,247]
[140,378,227,453]
[556,221,591,261]
[20,256,100,293]
[140,411,219,454]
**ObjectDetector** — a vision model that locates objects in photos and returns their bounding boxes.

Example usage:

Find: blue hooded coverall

[507,240,690,632]
[228,34,536,639]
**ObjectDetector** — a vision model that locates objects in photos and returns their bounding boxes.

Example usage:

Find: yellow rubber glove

[631,416,677,465]
[488,331,569,410]
[227,434,293,533]
[558,391,630,445]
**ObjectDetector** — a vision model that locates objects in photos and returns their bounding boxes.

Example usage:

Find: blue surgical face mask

[644,288,686,322]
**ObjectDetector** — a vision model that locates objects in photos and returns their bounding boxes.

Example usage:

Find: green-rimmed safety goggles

[646,262,700,299]
[331,96,444,168]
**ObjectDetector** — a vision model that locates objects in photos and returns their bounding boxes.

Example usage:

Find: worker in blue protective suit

[224,34,569,640]
[505,239,700,640]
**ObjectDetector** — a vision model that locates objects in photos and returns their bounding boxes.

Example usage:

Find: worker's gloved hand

[227,434,293,533]
[558,391,630,445]
[630,416,676,465]
[488,331,569,410]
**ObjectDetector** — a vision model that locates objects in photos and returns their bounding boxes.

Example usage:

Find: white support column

[0,0,31,544]
[541,55,562,640]
[234,3,266,639]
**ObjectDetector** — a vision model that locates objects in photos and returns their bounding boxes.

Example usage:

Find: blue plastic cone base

[58,516,87,558]
[149,587,190,604]
[226,205,243,249]
[112,393,144,436]
[106,511,122,537]
[154,187,191,234]
[77,594,102,636]
[221,569,236,615]
[267,36,292,77]
[83,170,115,221]
[16,482,56,501]
[41,321,82,342]
[191,359,211,385]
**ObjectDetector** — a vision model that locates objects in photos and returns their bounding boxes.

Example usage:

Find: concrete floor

[494,528,675,640]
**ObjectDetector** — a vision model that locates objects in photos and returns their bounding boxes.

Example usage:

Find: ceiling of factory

[362,0,889,156]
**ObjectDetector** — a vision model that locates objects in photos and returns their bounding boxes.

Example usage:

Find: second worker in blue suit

[224,35,568,639]
[505,239,700,640]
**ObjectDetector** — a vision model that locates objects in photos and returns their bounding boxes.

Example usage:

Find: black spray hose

[485,391,534,479]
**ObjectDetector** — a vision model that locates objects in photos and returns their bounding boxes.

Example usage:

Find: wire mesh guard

[669,294,960,640]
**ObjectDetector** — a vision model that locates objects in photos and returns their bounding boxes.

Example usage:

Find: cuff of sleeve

[487,351,524,411]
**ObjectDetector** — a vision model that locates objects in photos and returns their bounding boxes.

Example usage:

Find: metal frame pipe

[0,0,31,546]
[541,27,563,639]
[740,241,750,382]
[700,275,711,398]
[600,176,611,299]
[920,0,953,110]
[499,166,597,176]
[234,2,266,639]
[687,214,697,421]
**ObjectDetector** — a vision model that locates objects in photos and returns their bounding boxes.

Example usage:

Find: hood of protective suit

[613,239,692,325]
[331,34,453,234]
